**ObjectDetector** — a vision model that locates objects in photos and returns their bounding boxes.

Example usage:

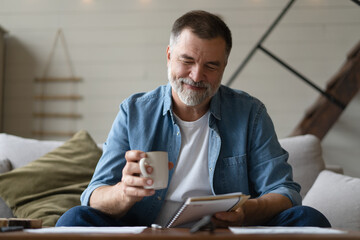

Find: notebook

[166,192,249,228]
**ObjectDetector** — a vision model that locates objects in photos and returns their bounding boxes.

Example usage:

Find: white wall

[0,0,359,177]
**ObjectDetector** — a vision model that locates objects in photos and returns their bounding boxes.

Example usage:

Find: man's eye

[206,65,217,70]
[182,60,193,65]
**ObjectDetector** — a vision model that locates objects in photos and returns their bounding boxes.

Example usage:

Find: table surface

[0,228,360,240]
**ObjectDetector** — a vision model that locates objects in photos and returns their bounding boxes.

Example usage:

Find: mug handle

[139,158,149,177]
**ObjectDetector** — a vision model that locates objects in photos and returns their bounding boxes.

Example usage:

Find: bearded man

[56,10,330,228]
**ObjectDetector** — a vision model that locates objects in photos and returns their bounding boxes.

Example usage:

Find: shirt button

[209,168,213,172]
[177,132,180,136]
[157,196,162,201]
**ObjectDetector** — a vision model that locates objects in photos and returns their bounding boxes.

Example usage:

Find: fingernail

[140,152,146,158]
[147,179,153,185]
[147,166,152,173]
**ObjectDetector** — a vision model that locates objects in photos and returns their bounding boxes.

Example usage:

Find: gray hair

[169,10,232,58]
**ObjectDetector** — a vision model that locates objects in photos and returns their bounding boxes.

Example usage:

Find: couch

[0,131,359,230]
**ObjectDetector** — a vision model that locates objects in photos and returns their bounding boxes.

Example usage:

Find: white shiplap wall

[0,0,359,177]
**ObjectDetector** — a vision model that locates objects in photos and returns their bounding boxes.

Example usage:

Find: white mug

[139,151,169,190]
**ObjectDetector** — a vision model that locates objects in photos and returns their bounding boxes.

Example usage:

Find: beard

[167,66,220,107]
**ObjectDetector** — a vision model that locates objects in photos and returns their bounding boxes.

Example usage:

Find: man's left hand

[212,206,246,227]
[211,193,292,227]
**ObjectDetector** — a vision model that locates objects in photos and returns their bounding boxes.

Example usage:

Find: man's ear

[166,45,171,65]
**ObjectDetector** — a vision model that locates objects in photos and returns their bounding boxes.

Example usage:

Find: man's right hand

[89,150,156,218]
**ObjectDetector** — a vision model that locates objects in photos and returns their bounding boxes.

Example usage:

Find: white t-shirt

[155,111,212,225]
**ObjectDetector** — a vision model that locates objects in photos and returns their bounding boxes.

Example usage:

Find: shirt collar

[163,83,173,116]
[209,86,222,120]
[162,82,222,121]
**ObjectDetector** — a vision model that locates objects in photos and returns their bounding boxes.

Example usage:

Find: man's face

[167,28,227,107]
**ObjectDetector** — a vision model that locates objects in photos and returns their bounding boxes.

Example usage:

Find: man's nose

[189,65,204,82]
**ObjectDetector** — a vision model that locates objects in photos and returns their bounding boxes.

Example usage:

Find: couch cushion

[303,170,360,230]
[0,197,14,218]
[0,130,102,227]
[279,134,325,198]
[0,159,14,218]
[0,133,63,169]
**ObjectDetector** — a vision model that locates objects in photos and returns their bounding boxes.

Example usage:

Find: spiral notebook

[166,192,249,228]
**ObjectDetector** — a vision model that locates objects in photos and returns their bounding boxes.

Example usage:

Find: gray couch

[0,133,359,230]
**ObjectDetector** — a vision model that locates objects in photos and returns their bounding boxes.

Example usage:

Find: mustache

[179,78,210,88]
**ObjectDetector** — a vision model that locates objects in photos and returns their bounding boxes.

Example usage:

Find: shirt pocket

[217,154,249,193]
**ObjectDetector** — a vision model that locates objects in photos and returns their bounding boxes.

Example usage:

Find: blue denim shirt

[81,83,301,226]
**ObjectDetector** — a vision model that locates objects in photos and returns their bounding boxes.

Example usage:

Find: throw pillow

[279,134,325,198]
[0,130,102,227]
[303,170,360,230]
[0,159,12,174]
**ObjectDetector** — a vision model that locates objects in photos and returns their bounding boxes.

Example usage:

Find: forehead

[173,29,227,62]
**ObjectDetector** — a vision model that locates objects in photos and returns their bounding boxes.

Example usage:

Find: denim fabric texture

[80,83,301,226]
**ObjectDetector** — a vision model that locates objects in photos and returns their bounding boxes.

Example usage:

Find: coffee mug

[139,151,169,190]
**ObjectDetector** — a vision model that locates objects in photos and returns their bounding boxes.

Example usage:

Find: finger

[214,211,239,222]
[122,175,153,188]
[168,162,174,170]
[124,160,154,176]
[125,150,146,162]
[123,161,142,176]
[211,216,230,228]
[122,162,154,177]
[123,185,155,198]
[146,166,153,174]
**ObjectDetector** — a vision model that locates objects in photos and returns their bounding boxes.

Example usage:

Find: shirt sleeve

[247,103,302,206]
[81,101,130,206]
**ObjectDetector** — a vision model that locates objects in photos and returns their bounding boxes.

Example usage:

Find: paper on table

[24,226,146,234]
[229,227,347,234]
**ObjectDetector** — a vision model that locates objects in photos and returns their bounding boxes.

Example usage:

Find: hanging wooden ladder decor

[33,29,82,138]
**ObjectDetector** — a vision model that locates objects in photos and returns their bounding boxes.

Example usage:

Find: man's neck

[172,96,210,122]
[173,105,209,122]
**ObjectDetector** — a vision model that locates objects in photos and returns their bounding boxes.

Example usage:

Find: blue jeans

[56,205,331,227]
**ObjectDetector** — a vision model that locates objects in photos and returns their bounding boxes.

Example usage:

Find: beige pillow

[279,134,325,197]
[303,170,360,230]
[0,130,102,227]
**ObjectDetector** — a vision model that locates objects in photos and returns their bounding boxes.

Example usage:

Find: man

[57,10,330,228]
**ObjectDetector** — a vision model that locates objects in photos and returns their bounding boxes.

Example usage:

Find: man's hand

[212,204,247,227]
[121,150,156,200]
[212,193,292,227]
[89,150,173,218]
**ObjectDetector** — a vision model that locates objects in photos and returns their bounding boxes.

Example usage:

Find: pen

[190,215,214,233]
[0,226,24,232]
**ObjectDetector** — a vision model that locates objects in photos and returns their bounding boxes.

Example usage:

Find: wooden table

[0,228,359,240]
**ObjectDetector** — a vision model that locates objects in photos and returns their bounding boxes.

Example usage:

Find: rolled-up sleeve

[248,103,302,206]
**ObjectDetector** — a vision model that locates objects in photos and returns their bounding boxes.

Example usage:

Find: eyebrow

[207,61,221,67]
[179,54,221,66]
[179,54,194,61]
